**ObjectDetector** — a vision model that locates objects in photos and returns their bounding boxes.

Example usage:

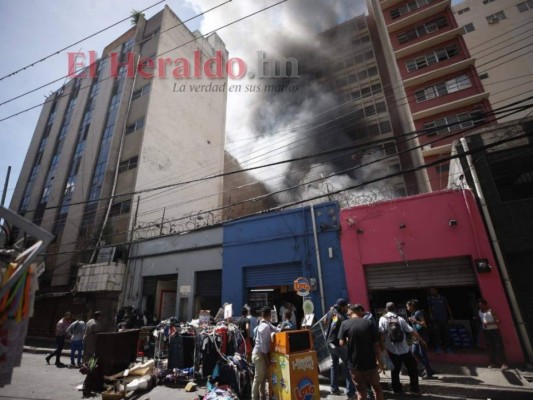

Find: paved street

[2,352,533,400]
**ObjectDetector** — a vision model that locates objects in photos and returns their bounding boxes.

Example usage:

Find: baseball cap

[336,298,348,307]
[385,302,396,309]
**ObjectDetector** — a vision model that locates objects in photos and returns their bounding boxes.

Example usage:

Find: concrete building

[316,15,422,197]
[10,6,227,292]
[448,117,533,362]
[453,0,533,123]
[125,225,223,322]
[368,0,492,191]
[340,189,525,365]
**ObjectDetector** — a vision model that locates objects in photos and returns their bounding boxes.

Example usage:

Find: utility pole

[1,166,11,207]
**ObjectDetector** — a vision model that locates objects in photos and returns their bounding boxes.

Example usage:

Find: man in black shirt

[323,298,356,398]
[339,305,385,400]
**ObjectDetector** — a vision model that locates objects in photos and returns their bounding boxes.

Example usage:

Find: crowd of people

[45,293,508,399]
[320,293,508,400]
[45,310,102,367]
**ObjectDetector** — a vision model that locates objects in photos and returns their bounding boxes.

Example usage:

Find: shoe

[423,374,438,380]
[501,364,509,370]
[407,391,422,397]
[77,363,83,368]
[330,388,342,395]
[68,364,76,368]
[45,356,51,365]
[488,364,496,369]
[55,361,65,366]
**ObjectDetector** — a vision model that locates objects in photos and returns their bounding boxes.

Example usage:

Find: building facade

[449,117,533,362]
[368,0,492,191]
[221,201,348,321]
[9,6,228,291]
[339,189,525,365]
[453,0,533,123]
[125,225,223,322]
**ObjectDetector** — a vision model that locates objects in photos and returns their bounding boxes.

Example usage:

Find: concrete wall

[339,189,524,364]
[453,0,533,122]
[126,225,223,320]
[132,5,228,238]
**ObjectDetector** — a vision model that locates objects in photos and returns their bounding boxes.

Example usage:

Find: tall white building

[453,0,533,122]
[10,6,228,288]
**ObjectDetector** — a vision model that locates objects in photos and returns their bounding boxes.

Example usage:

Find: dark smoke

[250,20,371,202]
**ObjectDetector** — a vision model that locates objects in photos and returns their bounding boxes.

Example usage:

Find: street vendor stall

[270,329,320,400]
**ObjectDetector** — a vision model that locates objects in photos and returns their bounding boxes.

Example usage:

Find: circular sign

[294,277,311,297]
[302,299,314,315]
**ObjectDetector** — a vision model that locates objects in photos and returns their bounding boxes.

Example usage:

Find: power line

[0,1,166,83]
[43,102,533,251]
[0,0,234,108]
[41,122,533,258]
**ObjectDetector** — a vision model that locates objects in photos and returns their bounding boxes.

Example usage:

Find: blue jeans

[412,342,434,376]
[329,345,355,396]
[70,340,83,365]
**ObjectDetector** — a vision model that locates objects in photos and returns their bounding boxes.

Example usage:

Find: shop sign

[294,377,316,400]
[294,277,310,297]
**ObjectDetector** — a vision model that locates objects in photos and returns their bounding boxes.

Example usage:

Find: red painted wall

[382,0,450,26]
[339,189,525,364]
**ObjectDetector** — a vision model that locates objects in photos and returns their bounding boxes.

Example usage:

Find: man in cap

[323,298,356,399]
[83,310,102,363]
[378,302,425,397]
[46,311,72,366]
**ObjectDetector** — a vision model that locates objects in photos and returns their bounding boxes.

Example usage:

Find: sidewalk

[24,339,533,399]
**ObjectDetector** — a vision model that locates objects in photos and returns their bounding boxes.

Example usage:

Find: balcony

[403,57,476,88]
[412,92,489,120]
[380,0,406,9]
[394,27,462,59]
[387,1,451,34]
[421,143,452,157]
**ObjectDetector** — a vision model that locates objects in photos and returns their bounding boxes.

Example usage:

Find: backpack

[386,315,405,343]
[238,317,249,338]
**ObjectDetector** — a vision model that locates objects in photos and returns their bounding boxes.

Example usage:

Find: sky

[0,0,464,209]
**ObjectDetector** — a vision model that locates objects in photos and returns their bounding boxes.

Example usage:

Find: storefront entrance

[365,257,482,351]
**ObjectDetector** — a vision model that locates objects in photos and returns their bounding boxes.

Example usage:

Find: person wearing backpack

[378,302,426,397]
[238,307,252,361]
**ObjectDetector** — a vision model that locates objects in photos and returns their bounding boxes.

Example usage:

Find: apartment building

[453,0,533,123]
[368,0,493,190]
[10,5,228,292]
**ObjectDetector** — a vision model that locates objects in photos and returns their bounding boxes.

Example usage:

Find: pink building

[340,189,524,365]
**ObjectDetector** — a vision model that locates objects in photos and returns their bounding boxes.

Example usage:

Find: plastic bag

[381,351,394,371]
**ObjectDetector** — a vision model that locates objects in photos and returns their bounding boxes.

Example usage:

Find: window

[423,107,486,136]
[486,11,506,24]
[406,44,459,72]
[118,156,139,173]
[125,118,145,134]
[110,200,132,217]
[457,7,470,14]
[435,164,450,174]
[479,72,489,80]
[398,17,448,44]
[462,23,475,33]
[390,0,434,19]
[517,0,533,12]
[482,0,495,4]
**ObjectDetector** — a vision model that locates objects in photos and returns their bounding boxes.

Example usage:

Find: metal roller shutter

[244,263,303,288]
[196,270,222,297]
[365,257,477,290]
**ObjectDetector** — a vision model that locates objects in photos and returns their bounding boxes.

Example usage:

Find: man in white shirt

[251,306,280,400]
[378,302,425,397]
